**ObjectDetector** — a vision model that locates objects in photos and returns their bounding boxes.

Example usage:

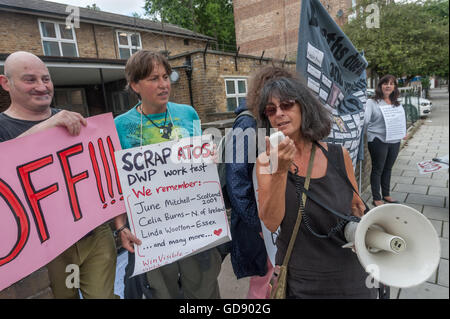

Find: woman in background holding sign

[113,50,222,299]
[364,75,406,207]
[255,76,376,299]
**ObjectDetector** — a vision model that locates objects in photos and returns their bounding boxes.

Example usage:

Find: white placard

[321,74,332,88]
[379,105,407,141]
[115,135,231,276]
[319,88,329,101]
[307,63,322,79]
[252,167,278,267]
[352,114,361,127]
[307,42,324,67]
[307,77,321,93]
[319,88,328,101]
[341,114,352,121]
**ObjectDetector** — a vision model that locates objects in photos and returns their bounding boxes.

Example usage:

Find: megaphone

[344,204,441,288]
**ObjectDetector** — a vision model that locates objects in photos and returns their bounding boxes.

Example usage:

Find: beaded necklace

[138,104,175,147]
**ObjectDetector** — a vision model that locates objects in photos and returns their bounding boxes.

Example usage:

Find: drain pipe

[184,55,194,108]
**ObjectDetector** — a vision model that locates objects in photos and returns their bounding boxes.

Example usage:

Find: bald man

[0,51,87,139]
[0,52,118,299]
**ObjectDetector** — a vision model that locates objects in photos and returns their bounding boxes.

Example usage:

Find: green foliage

[143,0,236,52]
[343,0,449,79]
[86,3,101,11]
[421,77,431,89]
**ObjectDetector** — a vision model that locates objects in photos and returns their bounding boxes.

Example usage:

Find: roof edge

[0,4,215,41]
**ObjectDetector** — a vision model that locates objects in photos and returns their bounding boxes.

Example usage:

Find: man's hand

[119,228,142,253]
[45,110,87,135]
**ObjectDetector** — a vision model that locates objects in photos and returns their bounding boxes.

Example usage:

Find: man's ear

[0,75,11,92]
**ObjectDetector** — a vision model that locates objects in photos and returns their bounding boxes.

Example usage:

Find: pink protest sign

[0,113,125,291]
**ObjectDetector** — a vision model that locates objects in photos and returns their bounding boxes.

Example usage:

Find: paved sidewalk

[362,88,449,299]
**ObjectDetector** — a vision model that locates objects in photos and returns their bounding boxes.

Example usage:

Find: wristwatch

[114,225,127,238]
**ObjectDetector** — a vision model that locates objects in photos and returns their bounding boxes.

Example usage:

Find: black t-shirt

[0,108,60,142]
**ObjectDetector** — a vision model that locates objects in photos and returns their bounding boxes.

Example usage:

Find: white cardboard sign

[379,104,406,141]
[115,135,230,276]
[252,166,278,267]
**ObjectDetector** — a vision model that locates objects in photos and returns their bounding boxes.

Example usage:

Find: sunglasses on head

[264,100,296,117]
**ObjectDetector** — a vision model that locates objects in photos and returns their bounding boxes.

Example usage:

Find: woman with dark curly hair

[256,76,376,299]
[364,75,405,207]
[226,66,296,298]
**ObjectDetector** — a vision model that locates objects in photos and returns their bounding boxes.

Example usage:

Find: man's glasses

[264,100,296,117]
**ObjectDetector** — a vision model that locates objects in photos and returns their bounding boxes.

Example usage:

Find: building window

[116,31,142,59]
[38,20,78,57]
[184,39,190,46]
[225,78,247,111]
[112,91,133,114]
[53,88,88,117]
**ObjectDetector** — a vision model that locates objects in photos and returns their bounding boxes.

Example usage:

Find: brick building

[233,0,353,61]
[169,49,295,123]
[0,0,299,123]
[0,0,215,118]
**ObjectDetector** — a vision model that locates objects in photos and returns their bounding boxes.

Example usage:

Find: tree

[86,3,101,11]
[343,0,449,82]
[143,0,236,52]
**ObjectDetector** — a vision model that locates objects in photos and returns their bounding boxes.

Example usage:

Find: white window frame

[225,78,248,111]
[38,19,79,57]
[116,30,142,59]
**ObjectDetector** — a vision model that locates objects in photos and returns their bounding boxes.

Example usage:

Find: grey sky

[50,0,147,17]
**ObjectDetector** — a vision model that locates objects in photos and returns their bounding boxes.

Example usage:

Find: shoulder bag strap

[281,143,316,267]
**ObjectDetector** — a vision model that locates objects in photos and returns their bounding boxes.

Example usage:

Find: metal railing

[400,87,421,127]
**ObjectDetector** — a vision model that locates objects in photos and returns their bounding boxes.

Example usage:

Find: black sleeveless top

[275,143,377,298]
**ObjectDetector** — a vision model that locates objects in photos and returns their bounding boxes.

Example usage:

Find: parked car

[399,96,432,117]
[366,88,375,98]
